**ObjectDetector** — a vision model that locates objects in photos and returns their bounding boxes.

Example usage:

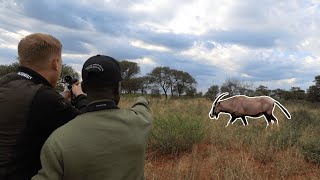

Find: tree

[172,71,196,97]
[255,85,271,96]
[121,79,137,94]
[185,87,197,97]
[195,92,203,98]
[118,60,140,93]
[148,67,197,99]
[306,85,320,102]
[140,76,152,95]
[314,75,320,87]
[150,87,161,97]
[0,62,19,77]
[270,89,287,100]
[288,87,305,100]
[61,64,80,80]
[306,75,320,102]
[121,77,148,94]
[305,75,320,102]
[148,67,171,99]
[220,78,253,96]
[168,69,180,96]
[119,60,140,79]
[205,85,219,101]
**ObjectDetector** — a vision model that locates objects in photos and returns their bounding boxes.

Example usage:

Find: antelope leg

[226,116,237,127]
[241,116,248,126]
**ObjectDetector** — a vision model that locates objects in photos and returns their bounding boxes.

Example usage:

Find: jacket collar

[17,66,52,87]
[85,99,119,113]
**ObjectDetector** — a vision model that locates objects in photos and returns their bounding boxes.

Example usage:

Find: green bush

[299,125,320,164]
[149,113,206,154]
[265,109,320,164]
[267,110,316,149]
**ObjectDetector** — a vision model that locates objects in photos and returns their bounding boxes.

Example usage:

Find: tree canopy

[118,60,141,93]
[205,85,219,101]
[220,78,253,96]
[0,62,19,77]
[147,66,197,99]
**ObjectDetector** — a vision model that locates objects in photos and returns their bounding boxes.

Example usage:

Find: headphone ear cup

[81,82,87,93]
[113,86,120,96]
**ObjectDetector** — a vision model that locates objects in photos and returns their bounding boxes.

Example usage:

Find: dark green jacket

[32,97,152,180]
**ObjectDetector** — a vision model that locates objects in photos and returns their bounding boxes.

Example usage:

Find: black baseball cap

[82,55,122,88]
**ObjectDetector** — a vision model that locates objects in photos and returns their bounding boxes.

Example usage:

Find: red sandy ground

[144,143,319,180]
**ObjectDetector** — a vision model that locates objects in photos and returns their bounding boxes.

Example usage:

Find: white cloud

[126,57,158,76]
[165,0,232,35]
[180,41,251,71]
[300,55,320,75]
[130,40,171,52]
[298,38,320,56]
[62,53,91,60]
[129,0,170,13]
[254,78,300,90]
[241,73,253,78]
[129,57,157,66]
[0,28,31,50]
[134,0,232,35]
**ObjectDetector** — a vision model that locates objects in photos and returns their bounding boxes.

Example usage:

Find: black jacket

[0,66,87,180]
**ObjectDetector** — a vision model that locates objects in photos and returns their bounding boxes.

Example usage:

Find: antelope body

[208,92,291,127]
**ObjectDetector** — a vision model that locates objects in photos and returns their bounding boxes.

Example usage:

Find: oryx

[208,92,291,127]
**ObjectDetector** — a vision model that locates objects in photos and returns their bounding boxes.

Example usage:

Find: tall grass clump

[149,113,206,154]
[267,109,316,149]
[299,124,320,164]
[266,109,320,164]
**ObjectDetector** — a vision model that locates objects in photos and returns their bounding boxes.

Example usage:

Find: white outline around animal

[208,92,291,127]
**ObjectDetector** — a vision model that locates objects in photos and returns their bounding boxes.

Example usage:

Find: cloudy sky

[0,0,319,92]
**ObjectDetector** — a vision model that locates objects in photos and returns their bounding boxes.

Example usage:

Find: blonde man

[0,33,87,180]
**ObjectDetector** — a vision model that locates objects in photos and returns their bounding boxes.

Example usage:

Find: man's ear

[51,58,59,71]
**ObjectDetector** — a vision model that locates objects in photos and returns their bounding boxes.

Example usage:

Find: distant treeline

[205,77,320,102]
[118,60,197,99]
[1,61,319,101]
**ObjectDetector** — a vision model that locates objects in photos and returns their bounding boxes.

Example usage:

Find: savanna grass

[121,96,320,163]
[149,113,206,155]
[119,96,320,179]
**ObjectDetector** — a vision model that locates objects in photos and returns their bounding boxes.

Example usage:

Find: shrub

[265,109,320,164]
[149,113,206,154]
[299,125,320,164]
[267,109,315,149]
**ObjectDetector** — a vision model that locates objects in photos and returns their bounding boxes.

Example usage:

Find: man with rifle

[0,33,87,180]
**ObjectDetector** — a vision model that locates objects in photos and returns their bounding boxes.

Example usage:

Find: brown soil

[145,143,319,180]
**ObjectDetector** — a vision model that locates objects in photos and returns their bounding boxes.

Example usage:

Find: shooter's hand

[63,87,72,101]
[72,81,85,97]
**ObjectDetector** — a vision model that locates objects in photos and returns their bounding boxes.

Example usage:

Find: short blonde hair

[18,33,62,67]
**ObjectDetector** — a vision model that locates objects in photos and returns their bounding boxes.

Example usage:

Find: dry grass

[119,96,320,179]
